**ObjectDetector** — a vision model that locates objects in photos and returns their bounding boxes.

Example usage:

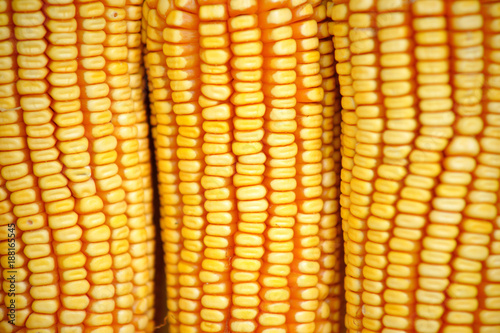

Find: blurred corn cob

[334,1,500,332]
[0,0,155,331]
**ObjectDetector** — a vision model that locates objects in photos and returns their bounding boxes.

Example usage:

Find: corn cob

[0,0,154,331]
[145,0,344,332]
[333,0,500,332]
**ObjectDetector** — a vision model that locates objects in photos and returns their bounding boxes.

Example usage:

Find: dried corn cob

[334,1,500,332]
[146,0,343,332]
[0,0,153,331]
